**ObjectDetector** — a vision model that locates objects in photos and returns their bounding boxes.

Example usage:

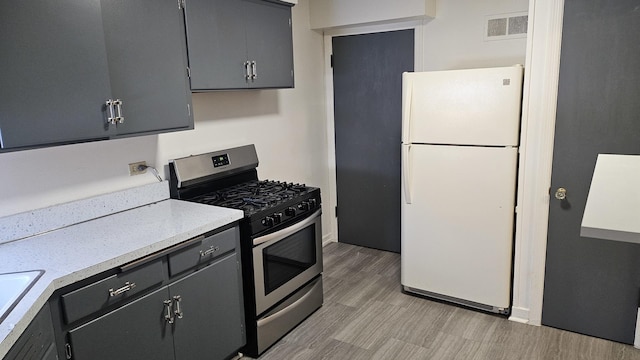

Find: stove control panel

[259,196,320,229]
[212,153,230,168]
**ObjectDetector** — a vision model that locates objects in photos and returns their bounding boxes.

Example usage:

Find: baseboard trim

[509,307,532,324]
[322,234,335,247]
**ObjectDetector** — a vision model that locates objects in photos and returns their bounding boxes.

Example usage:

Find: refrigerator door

[402,65,523,146]
[400,144,517,309]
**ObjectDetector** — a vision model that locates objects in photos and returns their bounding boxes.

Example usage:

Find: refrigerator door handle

[402,72,413,144]
[402,144,412,204]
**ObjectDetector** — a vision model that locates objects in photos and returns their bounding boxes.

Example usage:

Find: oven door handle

[253,209,322,246]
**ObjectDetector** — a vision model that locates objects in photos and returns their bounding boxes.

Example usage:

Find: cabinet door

[0,0,113,150]
[67,287,174,360]
[4,303,56,360]
[101,0,193,136]
[245,0,294,89]
[170,254,245,360]
[184,0,248,90]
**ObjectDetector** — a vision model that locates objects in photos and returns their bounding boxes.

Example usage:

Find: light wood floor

[253,242,640,360]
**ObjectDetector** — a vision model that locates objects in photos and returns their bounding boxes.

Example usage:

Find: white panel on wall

[309,0,436,30]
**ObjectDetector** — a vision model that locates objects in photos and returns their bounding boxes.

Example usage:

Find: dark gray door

[68,287,174,360]
[246,0,294,89]
[103,0,192,136]
[171,255,245,360]
[542,0,640,344]
[333,30,414,253]
[184,0,248,90]
[0,0,113,150]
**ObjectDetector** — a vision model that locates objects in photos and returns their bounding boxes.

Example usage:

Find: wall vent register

[486,12,528,40]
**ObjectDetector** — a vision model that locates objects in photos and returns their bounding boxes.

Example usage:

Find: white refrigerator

[400,65,523,314]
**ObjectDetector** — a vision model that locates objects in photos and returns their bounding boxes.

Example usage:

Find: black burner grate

[192,180,311,216]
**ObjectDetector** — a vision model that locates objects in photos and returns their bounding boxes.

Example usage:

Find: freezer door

[402,66,523,146]
[400,144,517,309]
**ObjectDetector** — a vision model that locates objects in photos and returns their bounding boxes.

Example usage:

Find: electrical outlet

[128,161,147,176]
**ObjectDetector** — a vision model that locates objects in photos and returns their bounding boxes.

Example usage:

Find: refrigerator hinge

[178,0,186,10]
[187,66,191,78]
[515,205,519,214]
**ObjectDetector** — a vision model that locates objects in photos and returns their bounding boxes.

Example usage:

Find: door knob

[554,187,567,200]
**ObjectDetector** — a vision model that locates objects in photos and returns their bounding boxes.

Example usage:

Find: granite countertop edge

[0,199,244,358]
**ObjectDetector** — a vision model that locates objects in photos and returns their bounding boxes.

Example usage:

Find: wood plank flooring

[252,242,640,360]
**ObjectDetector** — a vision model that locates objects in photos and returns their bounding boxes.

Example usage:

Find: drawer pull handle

[109,281,136,297]
[200,246,220,258]
[164,299,174,324]
[173,295,184,319]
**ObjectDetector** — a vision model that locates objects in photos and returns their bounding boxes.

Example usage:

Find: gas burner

[191,180,312,216]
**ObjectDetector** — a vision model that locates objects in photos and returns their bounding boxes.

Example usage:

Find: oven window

[263,225,316,294]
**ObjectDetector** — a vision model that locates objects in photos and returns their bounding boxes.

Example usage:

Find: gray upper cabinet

[245,0,294,89]
[0,0,114,150]
[184,0,294,90]
[0,0,193,151]
[102,0,193,137]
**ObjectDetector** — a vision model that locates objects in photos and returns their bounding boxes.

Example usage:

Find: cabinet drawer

[169,227,237,276]
[61,259,164,324]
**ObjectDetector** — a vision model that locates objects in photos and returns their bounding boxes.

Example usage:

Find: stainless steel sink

[0,270,43,323]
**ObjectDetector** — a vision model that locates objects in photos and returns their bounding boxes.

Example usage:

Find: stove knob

[298,201,310,211]
[262,216,274,227]
[308,198,317,208]
[273,212,282,224]
[285,207,296,217]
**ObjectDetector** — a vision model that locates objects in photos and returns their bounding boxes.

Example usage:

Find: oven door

[252,209,322,315]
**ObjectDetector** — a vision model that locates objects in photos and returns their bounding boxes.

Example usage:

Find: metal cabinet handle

[106,99,124,124]
[109,281,136,297]
[245,61,251,80]
[173,295,183,319]
[106,99,116,124]
[251,61,257,80]
[164,299,174,324]
[200,245,220,258]
[554,187,567,200]
[113,99,124,124]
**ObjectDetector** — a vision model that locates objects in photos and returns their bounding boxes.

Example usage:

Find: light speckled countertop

[0,193,243,358]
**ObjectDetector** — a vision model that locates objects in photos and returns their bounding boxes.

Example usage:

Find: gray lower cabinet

[0,0,192,151]
[56,227,245,360]
[67,287,174,360]
[5,303,57,360]
[171,255,245,360]
[184,0,294,90]
[66,255,243,360]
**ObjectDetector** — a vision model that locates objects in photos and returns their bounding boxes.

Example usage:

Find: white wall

[421,0,528,71]
[309,0,435,30]
[0,0,330,236]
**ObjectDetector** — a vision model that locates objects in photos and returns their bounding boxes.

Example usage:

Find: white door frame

[510,0,564,324]
[322,21,425,246]
[321,0,565,326]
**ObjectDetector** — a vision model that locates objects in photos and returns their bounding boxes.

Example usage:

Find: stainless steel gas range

[168,144,323,357]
